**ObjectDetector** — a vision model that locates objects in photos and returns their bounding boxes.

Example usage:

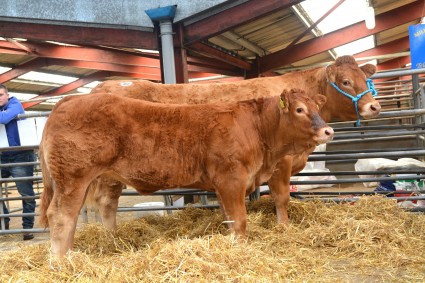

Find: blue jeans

[1,151,35,229]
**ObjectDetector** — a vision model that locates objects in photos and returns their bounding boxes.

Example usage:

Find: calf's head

[280,89,334,152]
[325,55,381,123]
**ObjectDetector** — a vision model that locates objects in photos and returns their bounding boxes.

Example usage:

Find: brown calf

[39,89,333,257]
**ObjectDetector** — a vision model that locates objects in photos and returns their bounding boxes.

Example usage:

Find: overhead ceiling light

[365,4,375,29]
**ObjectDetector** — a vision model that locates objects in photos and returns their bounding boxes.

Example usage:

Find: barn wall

[0,0,231,29]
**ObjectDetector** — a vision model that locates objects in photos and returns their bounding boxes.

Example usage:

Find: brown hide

[86,55,381,230]
[92,56,380,121]
[39,89,333,257]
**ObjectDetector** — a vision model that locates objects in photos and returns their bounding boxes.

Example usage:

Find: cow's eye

[342,80,351,87]
[296,107,303,113]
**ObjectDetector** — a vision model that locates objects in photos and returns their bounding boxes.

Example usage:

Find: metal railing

[1,68,425,237]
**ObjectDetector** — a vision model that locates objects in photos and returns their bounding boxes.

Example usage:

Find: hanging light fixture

[365,1,375,29]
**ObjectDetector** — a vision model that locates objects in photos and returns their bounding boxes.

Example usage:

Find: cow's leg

[47,181,89,258]
[215,180,248,237]
[268,156,293,224]
[95,179,125,230]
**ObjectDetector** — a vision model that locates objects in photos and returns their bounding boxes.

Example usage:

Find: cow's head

[280,89,334,152]
[325,55,381,124]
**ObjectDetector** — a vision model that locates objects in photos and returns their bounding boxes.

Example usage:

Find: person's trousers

[1,151,35,229]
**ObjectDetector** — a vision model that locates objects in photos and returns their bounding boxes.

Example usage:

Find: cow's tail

[39,143,53,228]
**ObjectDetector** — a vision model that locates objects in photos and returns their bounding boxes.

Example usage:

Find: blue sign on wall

[409,24,425,69]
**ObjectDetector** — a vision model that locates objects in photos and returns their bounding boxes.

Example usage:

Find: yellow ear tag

[316,104,320,110]
[280,97,286,109]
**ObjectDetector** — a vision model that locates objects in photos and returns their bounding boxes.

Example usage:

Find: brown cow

[39,89,334,257]
[85,55,381,229]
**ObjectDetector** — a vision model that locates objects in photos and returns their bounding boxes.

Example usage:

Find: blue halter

[328,78,378,126]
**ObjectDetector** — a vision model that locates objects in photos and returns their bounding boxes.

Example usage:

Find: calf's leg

[215,181,248,237]
[268,156,293,224]
[48,181,89,258]
[95,177,125,230]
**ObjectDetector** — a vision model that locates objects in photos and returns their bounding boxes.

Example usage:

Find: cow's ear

[360,63,376,78]
[279,90,289,113]
[326,64,337,82]
[314,94,327,110]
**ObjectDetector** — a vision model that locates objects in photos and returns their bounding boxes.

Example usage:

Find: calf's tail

[39,143,53,228]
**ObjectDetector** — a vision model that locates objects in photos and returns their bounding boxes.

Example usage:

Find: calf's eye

[342,80,351,86]
[296,107,303,113]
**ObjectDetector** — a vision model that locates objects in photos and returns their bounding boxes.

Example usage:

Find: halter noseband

[326,65,378,126]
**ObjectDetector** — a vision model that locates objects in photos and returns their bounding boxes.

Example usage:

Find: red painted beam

[184,0,303,45]
[0,44,30,55]
[47,58,161,76]
[353,37,410,59]
[188,64,242,77]
[190,42,252,70]
[258,1,423,72]
[0,41,160,67]
[187,56,242,71]
[0,58,48,83]
[376,56,411,71]
[0,20,157,49]
[0,41,242,79]
[21,70,163,109]
[21,71,109,109]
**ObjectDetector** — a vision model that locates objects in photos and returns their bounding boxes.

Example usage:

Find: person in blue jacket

[0,84,35,240]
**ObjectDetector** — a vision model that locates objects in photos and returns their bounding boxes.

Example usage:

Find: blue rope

[328,78,378,126]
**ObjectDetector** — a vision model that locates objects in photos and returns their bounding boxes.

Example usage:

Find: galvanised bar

[16,112,50,119]
[289,175,425,185]
[308,150,425,161]
[333,129,425,140]
[372,68,425,79]
[333,124,425,132]
[0,176,42,182]
[0,161,39,168]
[310,147,424,154]
[296,169,425,176]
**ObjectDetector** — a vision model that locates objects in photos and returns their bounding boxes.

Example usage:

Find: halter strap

[326,66,378,126]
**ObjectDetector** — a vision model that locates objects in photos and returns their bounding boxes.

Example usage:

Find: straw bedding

[1,196,425,282]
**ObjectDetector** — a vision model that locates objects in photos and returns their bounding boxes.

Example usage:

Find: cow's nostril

[325,128,334,136]
[371,103,381,112]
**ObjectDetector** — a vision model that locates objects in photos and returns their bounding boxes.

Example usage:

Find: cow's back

[91,77,289,104]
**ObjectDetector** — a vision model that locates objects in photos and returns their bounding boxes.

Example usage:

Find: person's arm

[0,98,24,124]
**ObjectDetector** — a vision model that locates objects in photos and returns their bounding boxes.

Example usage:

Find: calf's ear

[314,94,327,110]
[360,64,376,78]
[279,90,290,113]
[326,64,337,82]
